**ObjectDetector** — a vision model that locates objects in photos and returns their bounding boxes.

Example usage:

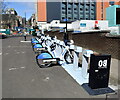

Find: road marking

[20,41,31,43]
[9,68,17,71]
[9,66,26,71]
[20,66,25,69]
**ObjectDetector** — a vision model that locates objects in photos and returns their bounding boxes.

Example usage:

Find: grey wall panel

[47,2,61,23]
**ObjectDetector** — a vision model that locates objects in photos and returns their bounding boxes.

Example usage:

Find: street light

[65,1,67,32]
[63,1,69,45]
[24,11,26,28]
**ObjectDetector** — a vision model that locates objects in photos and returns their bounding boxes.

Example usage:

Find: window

[62,11,65,14]
[116,8,120,24]
[109,1,115,6]
[74,11,77,14]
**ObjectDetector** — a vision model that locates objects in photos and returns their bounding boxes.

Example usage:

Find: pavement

[1,35,119,99]
[72,33,120,88]
[45,32,120,88]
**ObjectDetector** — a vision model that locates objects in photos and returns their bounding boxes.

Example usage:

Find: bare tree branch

[0,0,8,14]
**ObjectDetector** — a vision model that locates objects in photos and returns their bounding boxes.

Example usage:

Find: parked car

[0,33,7,39]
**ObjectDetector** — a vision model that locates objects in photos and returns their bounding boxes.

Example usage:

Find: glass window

[109,1,115,6]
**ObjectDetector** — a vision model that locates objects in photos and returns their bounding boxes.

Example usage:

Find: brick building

[36,0,120,23]
[96,0,120,20]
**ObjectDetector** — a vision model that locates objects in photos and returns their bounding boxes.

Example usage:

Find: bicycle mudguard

[33,44,43,48]
[37,53,53,59]
[31,38,36,41]
[32,40,39,43]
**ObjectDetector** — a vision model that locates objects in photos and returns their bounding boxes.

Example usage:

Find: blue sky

[6,2,35,20]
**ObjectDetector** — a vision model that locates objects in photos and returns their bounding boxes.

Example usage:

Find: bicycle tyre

[64,51,73,64]
[36,54,52,68]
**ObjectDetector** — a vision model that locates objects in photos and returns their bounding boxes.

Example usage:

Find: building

[37,1,47,22]
[96,0,120,20]
[5,8,17,15]
[36,0,96,23]
[106,5,120,26]
[22,17,26,28]
[36,0,120,24]
[28,14,37,29]
[0,8,21,29]
[1,14,19,29]
[17,16,23,26]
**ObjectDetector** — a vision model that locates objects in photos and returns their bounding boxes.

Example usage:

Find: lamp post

[24,11,26,28]
[64,1,69,45]
[65,1,67,32]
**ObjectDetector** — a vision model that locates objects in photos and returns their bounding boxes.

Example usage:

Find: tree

[0,0,8,14]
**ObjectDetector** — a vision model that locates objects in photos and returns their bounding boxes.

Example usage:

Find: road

[1,36,119,99]
[2,36,90,98]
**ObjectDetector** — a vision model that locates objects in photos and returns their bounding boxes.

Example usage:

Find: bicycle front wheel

[64,51,73,64]
[36,53,52,68]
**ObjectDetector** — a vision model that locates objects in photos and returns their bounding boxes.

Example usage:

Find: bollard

[82,50,93,79]
[73,46,82,70]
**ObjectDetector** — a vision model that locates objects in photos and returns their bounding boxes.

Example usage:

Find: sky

[5,1,36,20]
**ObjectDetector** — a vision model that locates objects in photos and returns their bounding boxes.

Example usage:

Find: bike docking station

[31,29,116,96]
[60,45,115,95]
[81,52,115,95]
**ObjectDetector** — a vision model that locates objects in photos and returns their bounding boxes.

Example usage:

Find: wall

[106,5,116,26]
[46,2,61,23]
[96,0,120,20]
[37,0,47,22]
[106,5,120,27]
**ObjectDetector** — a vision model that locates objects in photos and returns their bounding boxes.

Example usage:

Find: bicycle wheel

[36,53,52,68]
[64,51,73,64]
[33,44,43,53]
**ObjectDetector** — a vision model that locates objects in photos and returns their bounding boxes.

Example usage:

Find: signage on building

[80,23,86,27]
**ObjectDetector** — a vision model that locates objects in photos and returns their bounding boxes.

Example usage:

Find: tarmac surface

[2,36,89,98]
[1,35,119,99]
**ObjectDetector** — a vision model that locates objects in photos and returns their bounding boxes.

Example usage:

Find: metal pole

[64,1,68,44]
[25,12,26,28]
[65,1,67,32]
